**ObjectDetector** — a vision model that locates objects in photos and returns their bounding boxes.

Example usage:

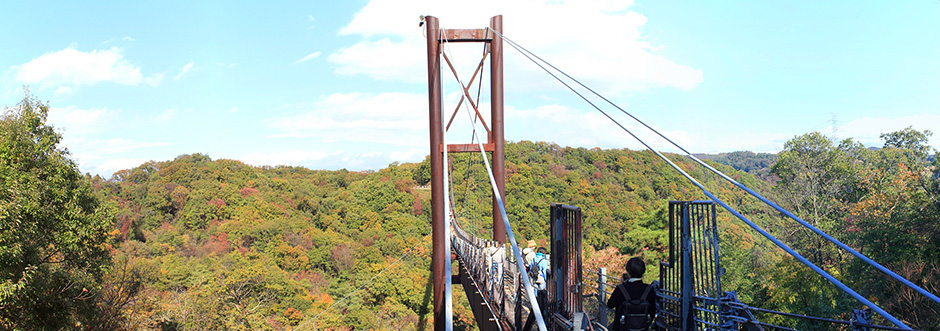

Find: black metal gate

[659,200,723,330]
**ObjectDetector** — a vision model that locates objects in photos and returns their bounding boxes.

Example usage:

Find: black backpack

[528,256,546,284]
[614,283,653,331]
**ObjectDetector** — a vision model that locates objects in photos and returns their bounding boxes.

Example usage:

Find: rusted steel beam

[442,28,491,42]
[425,15,446,331]
[489,15,507,244]
[445,143,495,153]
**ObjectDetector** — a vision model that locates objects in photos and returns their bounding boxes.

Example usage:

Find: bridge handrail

[583,265,923,331]
[450,219,535,326]
[723,302,925,331]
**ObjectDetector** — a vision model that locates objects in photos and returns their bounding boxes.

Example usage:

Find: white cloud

[69,138,172,160]
[174,61,195,80]
[47,105,117,135]
[62,137,171,177]
[269,92,426,146]
[53,86,74,97]
[12,46,163,90]
[307,15,316,29]
[329,0,702,93]
[293,51,321,64]
[238,149,405,171]
[154,108,178,122]
[144,73,164,86]
[101,36,136,44]
[506,103,695,152]
[93,158,150,178]
[328,39,418,82]
[389,148,427,162]
[838,114,940,148]
[240,150,332,167]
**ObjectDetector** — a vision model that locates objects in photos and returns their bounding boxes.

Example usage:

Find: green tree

[770,132,864,265]
[0,93,113,329]
[880,126,933,162]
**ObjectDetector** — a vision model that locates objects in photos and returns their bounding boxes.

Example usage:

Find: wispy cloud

[12,46,163,90]
[101,36,136,44]
[173,61,195,80]
[48,105,118,135]
[306,15,316,30]
[65,137,171,177]
[239,149,410,171]
[839,114,940,148]
[240,149,333,167]
[293,51,321,64]
[269,92,426,146]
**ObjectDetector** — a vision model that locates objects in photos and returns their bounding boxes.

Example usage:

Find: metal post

[599,267,607,325]
[680,203,694,331]
[488,15,506,244]
[425,15,446,331]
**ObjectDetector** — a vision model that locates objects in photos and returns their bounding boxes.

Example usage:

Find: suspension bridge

[301,15,939,331]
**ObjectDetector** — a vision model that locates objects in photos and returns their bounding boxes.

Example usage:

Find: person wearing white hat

[522,240,537,269]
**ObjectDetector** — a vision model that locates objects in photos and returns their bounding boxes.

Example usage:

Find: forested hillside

[695,151,778,180]
[3,96,938,330]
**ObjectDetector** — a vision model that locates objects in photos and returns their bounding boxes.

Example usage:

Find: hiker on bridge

[529,247,550,290]
[522,240,537,268]
[607,257,656,331]
[486,242,505,298]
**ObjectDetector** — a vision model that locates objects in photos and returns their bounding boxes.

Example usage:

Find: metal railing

[451,219,533,327]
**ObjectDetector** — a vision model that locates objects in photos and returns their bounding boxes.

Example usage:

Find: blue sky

[2,1,938,177]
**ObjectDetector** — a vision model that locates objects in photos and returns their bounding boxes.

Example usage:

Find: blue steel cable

[487,28,912,329]
[486,28,940,307]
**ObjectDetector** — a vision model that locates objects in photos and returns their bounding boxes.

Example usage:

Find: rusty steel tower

[425,15,506,331]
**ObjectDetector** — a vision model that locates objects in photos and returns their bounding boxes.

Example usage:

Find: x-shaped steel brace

[442,50,491,135]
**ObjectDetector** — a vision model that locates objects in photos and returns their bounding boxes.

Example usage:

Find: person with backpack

[607,257,656,331]
[529,247,550,290]
[522,240,537,268]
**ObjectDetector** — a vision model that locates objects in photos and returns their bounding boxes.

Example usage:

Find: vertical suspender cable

[486,28,912,330]
[487,29,940,308]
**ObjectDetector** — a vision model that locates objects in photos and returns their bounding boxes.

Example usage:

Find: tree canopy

[2,93,937,330]
[0,94,113,329]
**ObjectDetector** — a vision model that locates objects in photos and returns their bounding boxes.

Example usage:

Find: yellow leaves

[108,228,122,238]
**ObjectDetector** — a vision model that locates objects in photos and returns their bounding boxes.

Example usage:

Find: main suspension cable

[486,28,940,308]
[485,27,912,330]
